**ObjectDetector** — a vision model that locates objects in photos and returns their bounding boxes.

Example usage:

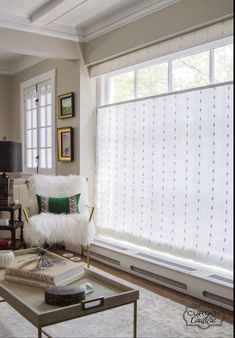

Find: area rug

[0,268,233,338]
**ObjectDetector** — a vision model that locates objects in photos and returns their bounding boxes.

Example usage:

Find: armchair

[23,174,95,266]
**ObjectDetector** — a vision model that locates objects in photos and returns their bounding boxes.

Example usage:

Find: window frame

[98,36,233,105]
[20,69,56,175]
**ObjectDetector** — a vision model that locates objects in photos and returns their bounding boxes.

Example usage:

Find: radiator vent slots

[136,253,197,271]
[203,291,233,307]
[90,251,120,266]
[131,265,187,290]
[209,275,233,284]
[95,239,128,251]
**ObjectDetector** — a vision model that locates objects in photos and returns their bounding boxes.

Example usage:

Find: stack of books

[4,250,85,288]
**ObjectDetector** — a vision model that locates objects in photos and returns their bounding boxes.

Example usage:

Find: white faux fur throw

[24,174,95,247]
[24,213,95,246]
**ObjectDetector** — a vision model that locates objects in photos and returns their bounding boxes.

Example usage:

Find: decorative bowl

[0,250,15,268]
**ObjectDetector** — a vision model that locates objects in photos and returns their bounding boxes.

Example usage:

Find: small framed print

[58,92,74,119]
[57,127,73,161]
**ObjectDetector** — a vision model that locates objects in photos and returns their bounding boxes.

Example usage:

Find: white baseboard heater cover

[89,240,233,311]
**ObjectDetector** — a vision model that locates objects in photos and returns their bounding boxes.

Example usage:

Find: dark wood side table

[0,203,26,249]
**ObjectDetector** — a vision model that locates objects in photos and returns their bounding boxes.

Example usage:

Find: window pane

[46,106,51,126]
[109,71,134,103]
[40,149,46,168]
[172,51,209,91]
[40,107,46,127]
[32,109,37,128]
[32,149,37,168]
[40,128,46,147]
[32,88,37,108]
[32,129,37,148]
[47,148,52,168]
[26,110,31,129]
[26,149,32,167]
[214,44,234,83]
[46,127,52,147]
[47,85,52,105]
[26,130,32,148]
[40,86,45,106]
[137,63,168,98]
[27,98,31,110]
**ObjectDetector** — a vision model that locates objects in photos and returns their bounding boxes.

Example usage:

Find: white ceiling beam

[30,0,88,25]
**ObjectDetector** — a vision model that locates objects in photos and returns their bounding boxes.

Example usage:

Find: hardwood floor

[52,248,233,325]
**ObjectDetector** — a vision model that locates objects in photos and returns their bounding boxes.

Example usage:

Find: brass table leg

[38,327,42,338]
[133,300,137,338]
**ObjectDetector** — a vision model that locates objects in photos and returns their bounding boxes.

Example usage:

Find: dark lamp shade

[0,141,22,173]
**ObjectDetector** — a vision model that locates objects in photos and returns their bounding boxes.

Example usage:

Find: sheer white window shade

[96,83,233,272]
[90,19,233,77]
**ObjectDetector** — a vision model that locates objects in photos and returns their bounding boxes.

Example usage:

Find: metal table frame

[0,250,139,338]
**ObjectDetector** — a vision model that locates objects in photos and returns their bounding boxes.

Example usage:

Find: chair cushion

[24,213,95,246]
[36,194,80,214]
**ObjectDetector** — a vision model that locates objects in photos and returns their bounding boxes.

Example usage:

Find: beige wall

[82,0,233,65]
[79,51,96,202]
[0,75,12,140]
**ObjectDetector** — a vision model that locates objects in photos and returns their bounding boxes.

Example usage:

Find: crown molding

[0,56,44,75]
[81,0,181,42]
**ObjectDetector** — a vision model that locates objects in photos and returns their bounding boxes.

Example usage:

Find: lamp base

[0,174,14,207]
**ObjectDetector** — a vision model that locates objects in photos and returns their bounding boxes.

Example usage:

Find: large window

[101,38,233,105]
[96,38,233,271]
[96,82,233,271]
[21,70,55,174]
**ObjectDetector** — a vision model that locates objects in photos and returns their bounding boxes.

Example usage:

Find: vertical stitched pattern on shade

[96,83,233,271]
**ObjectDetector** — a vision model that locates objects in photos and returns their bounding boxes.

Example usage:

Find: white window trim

[20,69,56,175]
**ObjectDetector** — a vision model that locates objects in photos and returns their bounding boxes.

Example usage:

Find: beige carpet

[0,269,233,338]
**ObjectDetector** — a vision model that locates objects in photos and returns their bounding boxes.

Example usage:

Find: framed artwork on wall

[58,92,75,119]
[57,127,73,161]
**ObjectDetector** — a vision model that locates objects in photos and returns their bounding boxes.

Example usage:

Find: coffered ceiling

[0,0,180,74]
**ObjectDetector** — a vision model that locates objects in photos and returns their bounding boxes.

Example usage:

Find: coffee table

[0,249,139,338]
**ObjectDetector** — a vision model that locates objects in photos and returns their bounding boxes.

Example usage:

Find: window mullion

[36,86,40,170]
[134,69,138,99]
[209,48,214,84]
[168,60,172,92]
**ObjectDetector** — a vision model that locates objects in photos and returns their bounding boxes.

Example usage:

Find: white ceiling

[0,0,180,74]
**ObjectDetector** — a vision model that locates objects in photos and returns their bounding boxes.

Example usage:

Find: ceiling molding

[12,56,45,75]
[0,0,180,43]
[0,56,44,75]
[30,0,86,25]
[81,0,181,42]
[0,12,80,41]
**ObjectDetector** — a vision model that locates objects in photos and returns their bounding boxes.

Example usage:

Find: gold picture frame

[57,127,73,161]
[58,92,75,119]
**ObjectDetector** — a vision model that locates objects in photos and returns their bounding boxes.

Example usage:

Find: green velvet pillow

[36,194,80,214]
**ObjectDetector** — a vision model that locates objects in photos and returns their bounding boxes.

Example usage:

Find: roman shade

[90,18,233,77]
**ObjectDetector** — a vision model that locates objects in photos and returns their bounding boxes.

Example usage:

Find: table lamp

[0,141,22,207]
